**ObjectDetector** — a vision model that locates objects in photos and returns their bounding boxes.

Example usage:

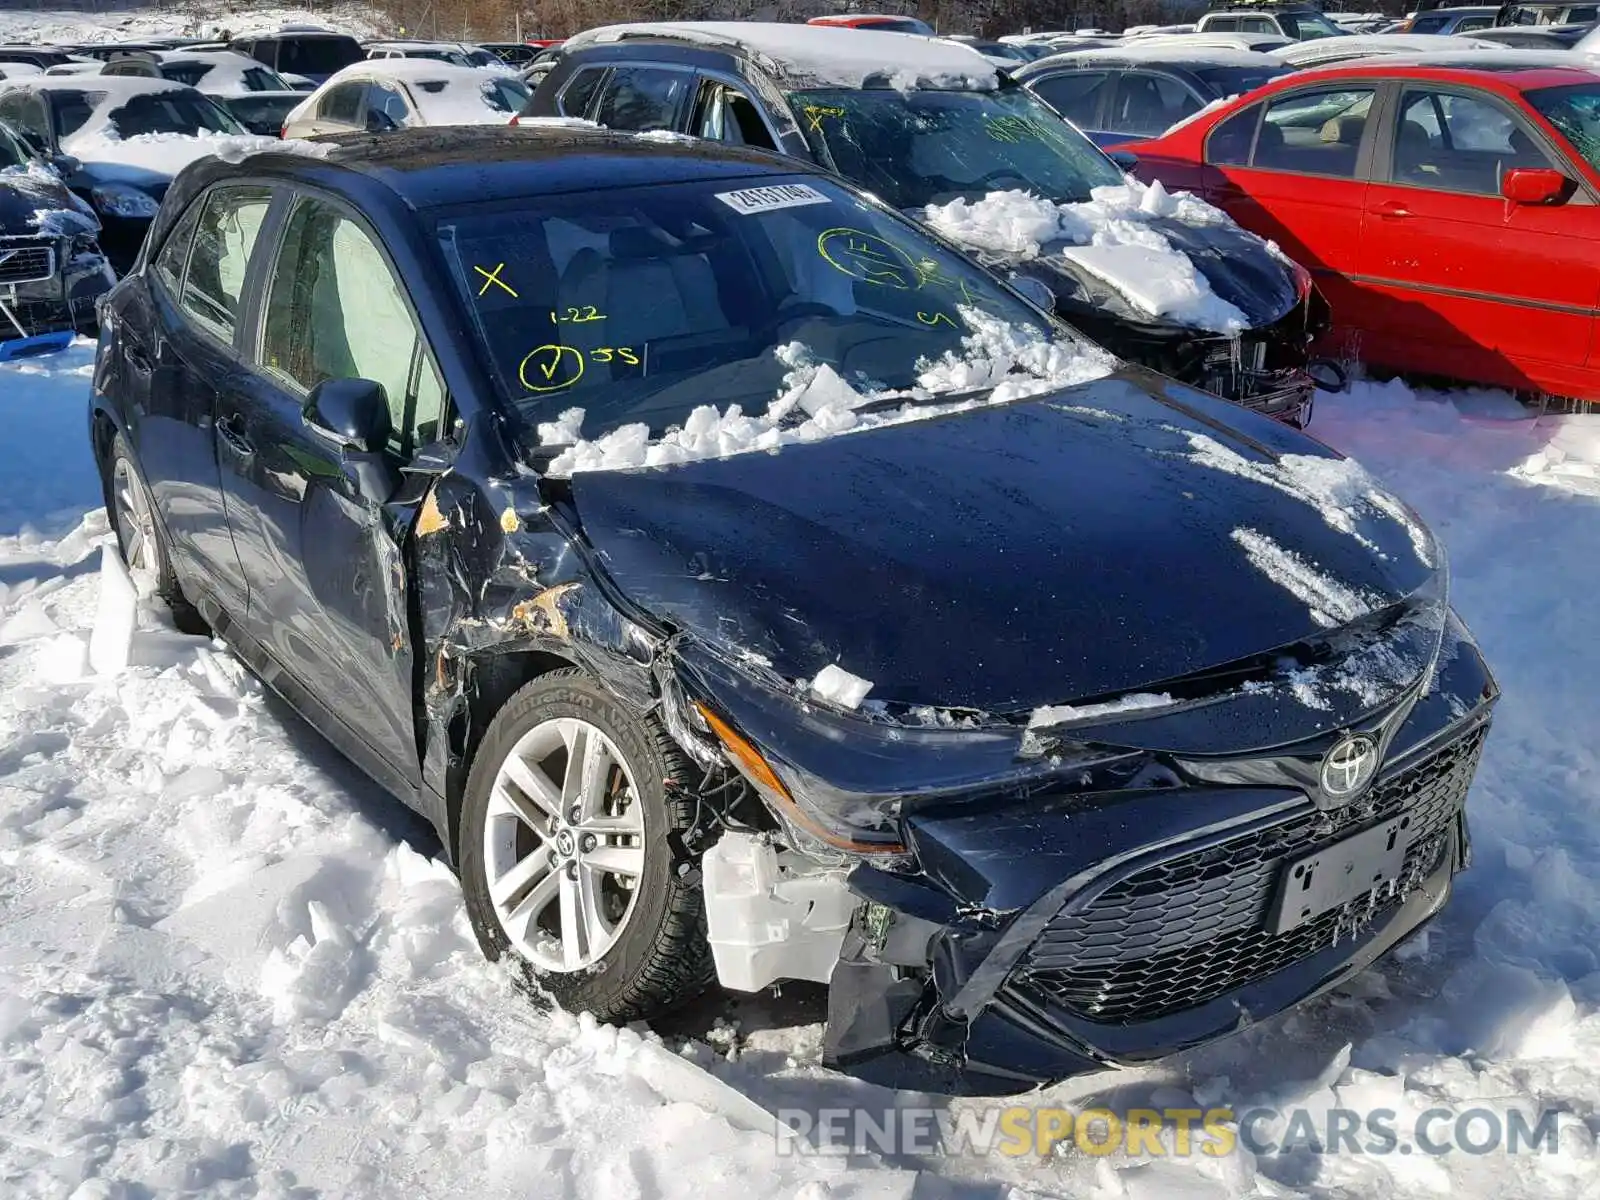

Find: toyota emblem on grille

[1320,734,1379,800]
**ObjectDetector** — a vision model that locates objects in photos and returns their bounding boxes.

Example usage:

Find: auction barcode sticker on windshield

[715,183,832,214]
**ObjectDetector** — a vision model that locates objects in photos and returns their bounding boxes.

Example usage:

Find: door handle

[1374,200,1412,219]
[123,342,153,373]
[217,412,255,458]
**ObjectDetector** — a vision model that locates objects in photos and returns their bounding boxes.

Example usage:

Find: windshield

[1279,12,1346,38]
[791,87,1124,210]
[106,90,244,136]
[1193,65,1294,96]
[437,174,1063,441]
[1527,83,1600,171]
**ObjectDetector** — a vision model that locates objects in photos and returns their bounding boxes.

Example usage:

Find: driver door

[219,192,448,794]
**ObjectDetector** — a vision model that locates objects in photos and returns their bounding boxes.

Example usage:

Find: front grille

[0,294,78,339]
[0,238,57,286]
[1014,723,1487,1025]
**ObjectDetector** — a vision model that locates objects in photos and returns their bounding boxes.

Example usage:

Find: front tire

[459,669,713,1021]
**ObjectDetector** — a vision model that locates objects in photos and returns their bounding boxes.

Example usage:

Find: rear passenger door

[132,183,273,614]
[589,63,695,133]
[1202,85,1378,320]
[1357,85,1597,385]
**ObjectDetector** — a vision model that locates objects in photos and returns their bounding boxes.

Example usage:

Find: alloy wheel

[112,456,157,578]
[483,716,647,972]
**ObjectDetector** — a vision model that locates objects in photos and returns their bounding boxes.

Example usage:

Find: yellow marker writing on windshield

[917,311,958,329]
[474,262,518,298]
[518,344,584,393]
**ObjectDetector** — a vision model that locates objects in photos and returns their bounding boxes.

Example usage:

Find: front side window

[592,65,689,132]
[557,66,607,118]
[366,83,409,130]
[483,77,531,114]
[49,90,104,140]
[1278,12,1344,38]
[692,82,777,149]
[791,86,1125,209]
[1108,72,1201,138]
[1393,89,1552,194]
[152,194,205,297]
[107,90,243,137]
[1253,87,1375,177]
[260,199,445,455]
[319,82,364,124]
[1527,82,1600,172]
[1028,71,1112,129]
[436,174,1064,444]
[179,185,273,341]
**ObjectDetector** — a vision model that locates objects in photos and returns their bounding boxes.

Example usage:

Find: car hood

[564,370,1436,714]
[1003,214,1300,332]
[0,164,90,233]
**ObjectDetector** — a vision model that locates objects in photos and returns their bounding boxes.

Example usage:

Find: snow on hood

[64,129,326,181]
[923,178,1248,333]
[566,21,1000,91]
[1,161,96,231]
[540,313,1114,477]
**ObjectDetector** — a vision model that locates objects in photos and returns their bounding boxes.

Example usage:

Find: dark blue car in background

[89,125,1496,1093]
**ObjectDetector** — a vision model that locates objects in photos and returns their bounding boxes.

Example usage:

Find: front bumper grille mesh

[1014,724,1487,1024]
[0,238,56,286]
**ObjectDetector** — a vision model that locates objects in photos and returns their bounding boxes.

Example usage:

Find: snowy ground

[2,341,1599,1199]
[0,5,388,45]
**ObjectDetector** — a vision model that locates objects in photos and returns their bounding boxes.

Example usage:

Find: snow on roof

[294,60,522,127]
[1034,44,1284,68]
[157,50,286,96]
[564,22,1000,90]
[1273,33,1501,63]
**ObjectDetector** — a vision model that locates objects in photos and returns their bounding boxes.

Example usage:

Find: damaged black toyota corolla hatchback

[91,127,1496,1095]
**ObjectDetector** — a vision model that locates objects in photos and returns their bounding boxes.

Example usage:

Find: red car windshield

[1526,83,1600,172]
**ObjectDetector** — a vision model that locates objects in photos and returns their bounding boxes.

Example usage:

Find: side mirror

[1501,167,1570,206]
[304,378,391,454]
[1108,148,1139,172]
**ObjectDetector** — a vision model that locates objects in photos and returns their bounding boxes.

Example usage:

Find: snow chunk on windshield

[541,312,1114,477]
[809,664,874,709]
[1028,692,1175,729]
[1231,527,1382,628]
[924,179,1246,334]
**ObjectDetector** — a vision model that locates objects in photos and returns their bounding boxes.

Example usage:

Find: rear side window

[1205,103,1260,165]
[1252,87,1375,178]
[557,67,607,118]
[591,65,689,132]
[50,90,103,139]
[1029,71,1111,128]
[278,37,364,77]
[180,185,273,341]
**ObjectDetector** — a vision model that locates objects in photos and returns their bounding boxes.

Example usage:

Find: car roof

[1023,44,1285,71]
[182,124,820,211]
[0,73,197,96]
[1292,51,1600,88]
[562,21,998,89]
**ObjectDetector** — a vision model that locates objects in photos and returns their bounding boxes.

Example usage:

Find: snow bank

[924,179,1247,333]
[542,313,1114,476]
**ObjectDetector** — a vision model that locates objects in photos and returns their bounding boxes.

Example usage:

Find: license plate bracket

[1269,816,1414,936]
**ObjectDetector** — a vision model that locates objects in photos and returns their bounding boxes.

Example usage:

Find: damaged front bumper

[815,624,1496,1095]
[0,233,114,355]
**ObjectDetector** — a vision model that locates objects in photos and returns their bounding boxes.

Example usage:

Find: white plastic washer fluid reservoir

[701,833,857,992]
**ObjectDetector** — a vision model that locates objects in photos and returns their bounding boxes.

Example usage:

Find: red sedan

[1124,54,1600,400]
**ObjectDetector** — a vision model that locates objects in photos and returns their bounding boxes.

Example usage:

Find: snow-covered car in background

[227,27,366,87]
[525,22,1336,425]
[0,76,271,271]
[98,49,306,137]
[0,117,112,357]
[91,124,1496,1094]
[364,39,518,73]
[282,61,530,138]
